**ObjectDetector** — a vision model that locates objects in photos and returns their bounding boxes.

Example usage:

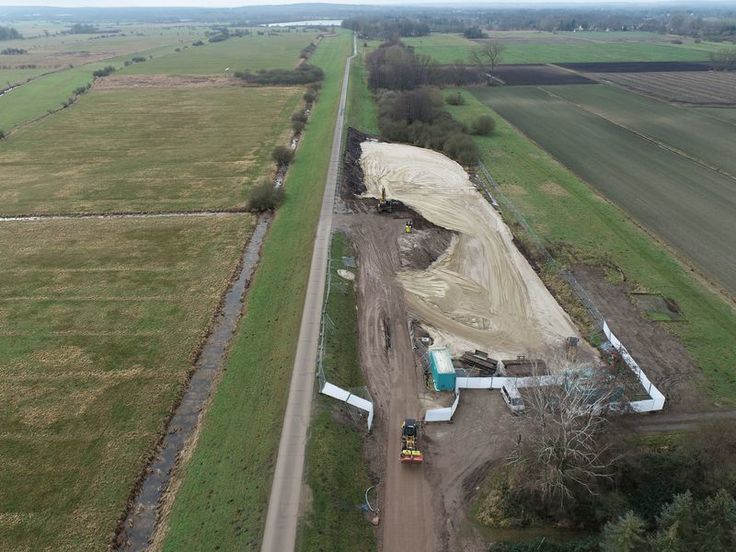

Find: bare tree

[470,41,505,75]
[508,367,624,513]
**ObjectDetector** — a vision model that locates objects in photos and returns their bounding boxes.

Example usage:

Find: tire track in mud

[113,215,270,551]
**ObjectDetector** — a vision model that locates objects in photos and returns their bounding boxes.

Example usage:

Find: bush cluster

[1,48,27,55]
[247,180,285,212]
[234,63,324,85]
[92,65,115,78]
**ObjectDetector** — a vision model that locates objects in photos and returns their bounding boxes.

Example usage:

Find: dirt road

[259,34,355,552]
[341,213,441,552]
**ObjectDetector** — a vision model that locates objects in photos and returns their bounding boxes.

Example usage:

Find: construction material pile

[360,141,581,359]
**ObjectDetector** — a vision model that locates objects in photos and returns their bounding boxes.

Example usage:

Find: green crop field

[159,30,352,551]
[0,84,300,214]
[122,32,320,75]
[543,84,736,178]
[447,89,736,402]
[472,86,736,298]
[0,215,253,551]
[402,32,715,64]
[696,107,736,126]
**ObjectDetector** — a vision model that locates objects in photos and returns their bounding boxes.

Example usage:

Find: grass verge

[159,30,352,551]
[299,232,376,552]
[346,46,379,135]
[446,89,736,403]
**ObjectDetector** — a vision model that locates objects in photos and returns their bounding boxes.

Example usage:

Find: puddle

[114,215,271,550]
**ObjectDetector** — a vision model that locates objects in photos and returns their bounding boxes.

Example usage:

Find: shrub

[234,63,324,85]
[303,89,317,103]
[471,114,496,136]
[272,145,294,166]
[291,119,305,133]
[291,110,308,124]
[247,180,285,212]
[0,129,5,140]
[443,133,480,166]
[92,65,115,78]
[446,91,465,105]
[192,40,204,47]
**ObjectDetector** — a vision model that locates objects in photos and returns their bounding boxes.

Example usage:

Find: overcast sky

[0,0,700,7]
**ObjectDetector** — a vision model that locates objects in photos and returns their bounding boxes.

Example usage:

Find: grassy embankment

[299,232,376,552]
[0,216,253,551]
[346,43,380,135]
[446,89,736,402]
[160,30,353,551]
[402,32,718,65]
[0,86,300,214]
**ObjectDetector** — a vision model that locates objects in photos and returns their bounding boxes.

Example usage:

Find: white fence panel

[320,381,374,430]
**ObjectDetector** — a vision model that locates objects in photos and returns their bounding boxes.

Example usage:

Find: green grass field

[122,31,319,75]
[298,232,376,552]
[544,84,736,178]
[159,30,352,551]
[0,85,300,214]
[0,215,253,551]
[472,86,736,298]
[447,89,736,402]
[402,32,715,65]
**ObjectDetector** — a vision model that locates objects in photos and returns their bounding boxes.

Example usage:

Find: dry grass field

[0,83,301,214]
[0,215,253,550]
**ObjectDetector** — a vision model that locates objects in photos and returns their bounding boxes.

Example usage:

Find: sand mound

[360,141,580,358]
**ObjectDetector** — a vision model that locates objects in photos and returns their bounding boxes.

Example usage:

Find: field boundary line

[539,85,736,183]
[0,209,249,222]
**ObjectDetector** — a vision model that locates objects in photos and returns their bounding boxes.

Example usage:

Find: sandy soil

[360,141,588,362]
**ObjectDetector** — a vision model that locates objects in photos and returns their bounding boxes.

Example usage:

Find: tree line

[365,40,498,166]
[0,26,22,41]
[342,16,430,40]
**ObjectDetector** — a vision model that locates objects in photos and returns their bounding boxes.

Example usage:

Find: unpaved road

[259,35,355,552]
[341,213,441,552]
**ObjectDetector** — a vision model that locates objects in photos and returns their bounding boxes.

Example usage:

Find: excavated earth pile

[359,141,586,360]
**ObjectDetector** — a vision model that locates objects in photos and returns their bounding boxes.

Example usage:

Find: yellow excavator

[400,418,424,464]
[377,186,402,214]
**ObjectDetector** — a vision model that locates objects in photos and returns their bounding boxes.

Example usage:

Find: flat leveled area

[589,71,736,105]
[122,32,319,75]
[0,215,253,551]
[472,86,736,297]
[545,84,736,177]
[0,85,301,214]
[402,31,716,65]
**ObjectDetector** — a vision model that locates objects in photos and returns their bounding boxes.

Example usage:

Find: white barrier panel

[603,323,665,412]
[425,392,461,422]
[320,381,374,430]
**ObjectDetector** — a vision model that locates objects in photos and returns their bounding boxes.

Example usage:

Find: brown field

[590,71,736,105]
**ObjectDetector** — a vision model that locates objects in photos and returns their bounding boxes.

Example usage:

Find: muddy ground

[573,266,707,412]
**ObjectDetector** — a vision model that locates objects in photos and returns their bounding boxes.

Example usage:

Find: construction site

[315,128,669,551]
